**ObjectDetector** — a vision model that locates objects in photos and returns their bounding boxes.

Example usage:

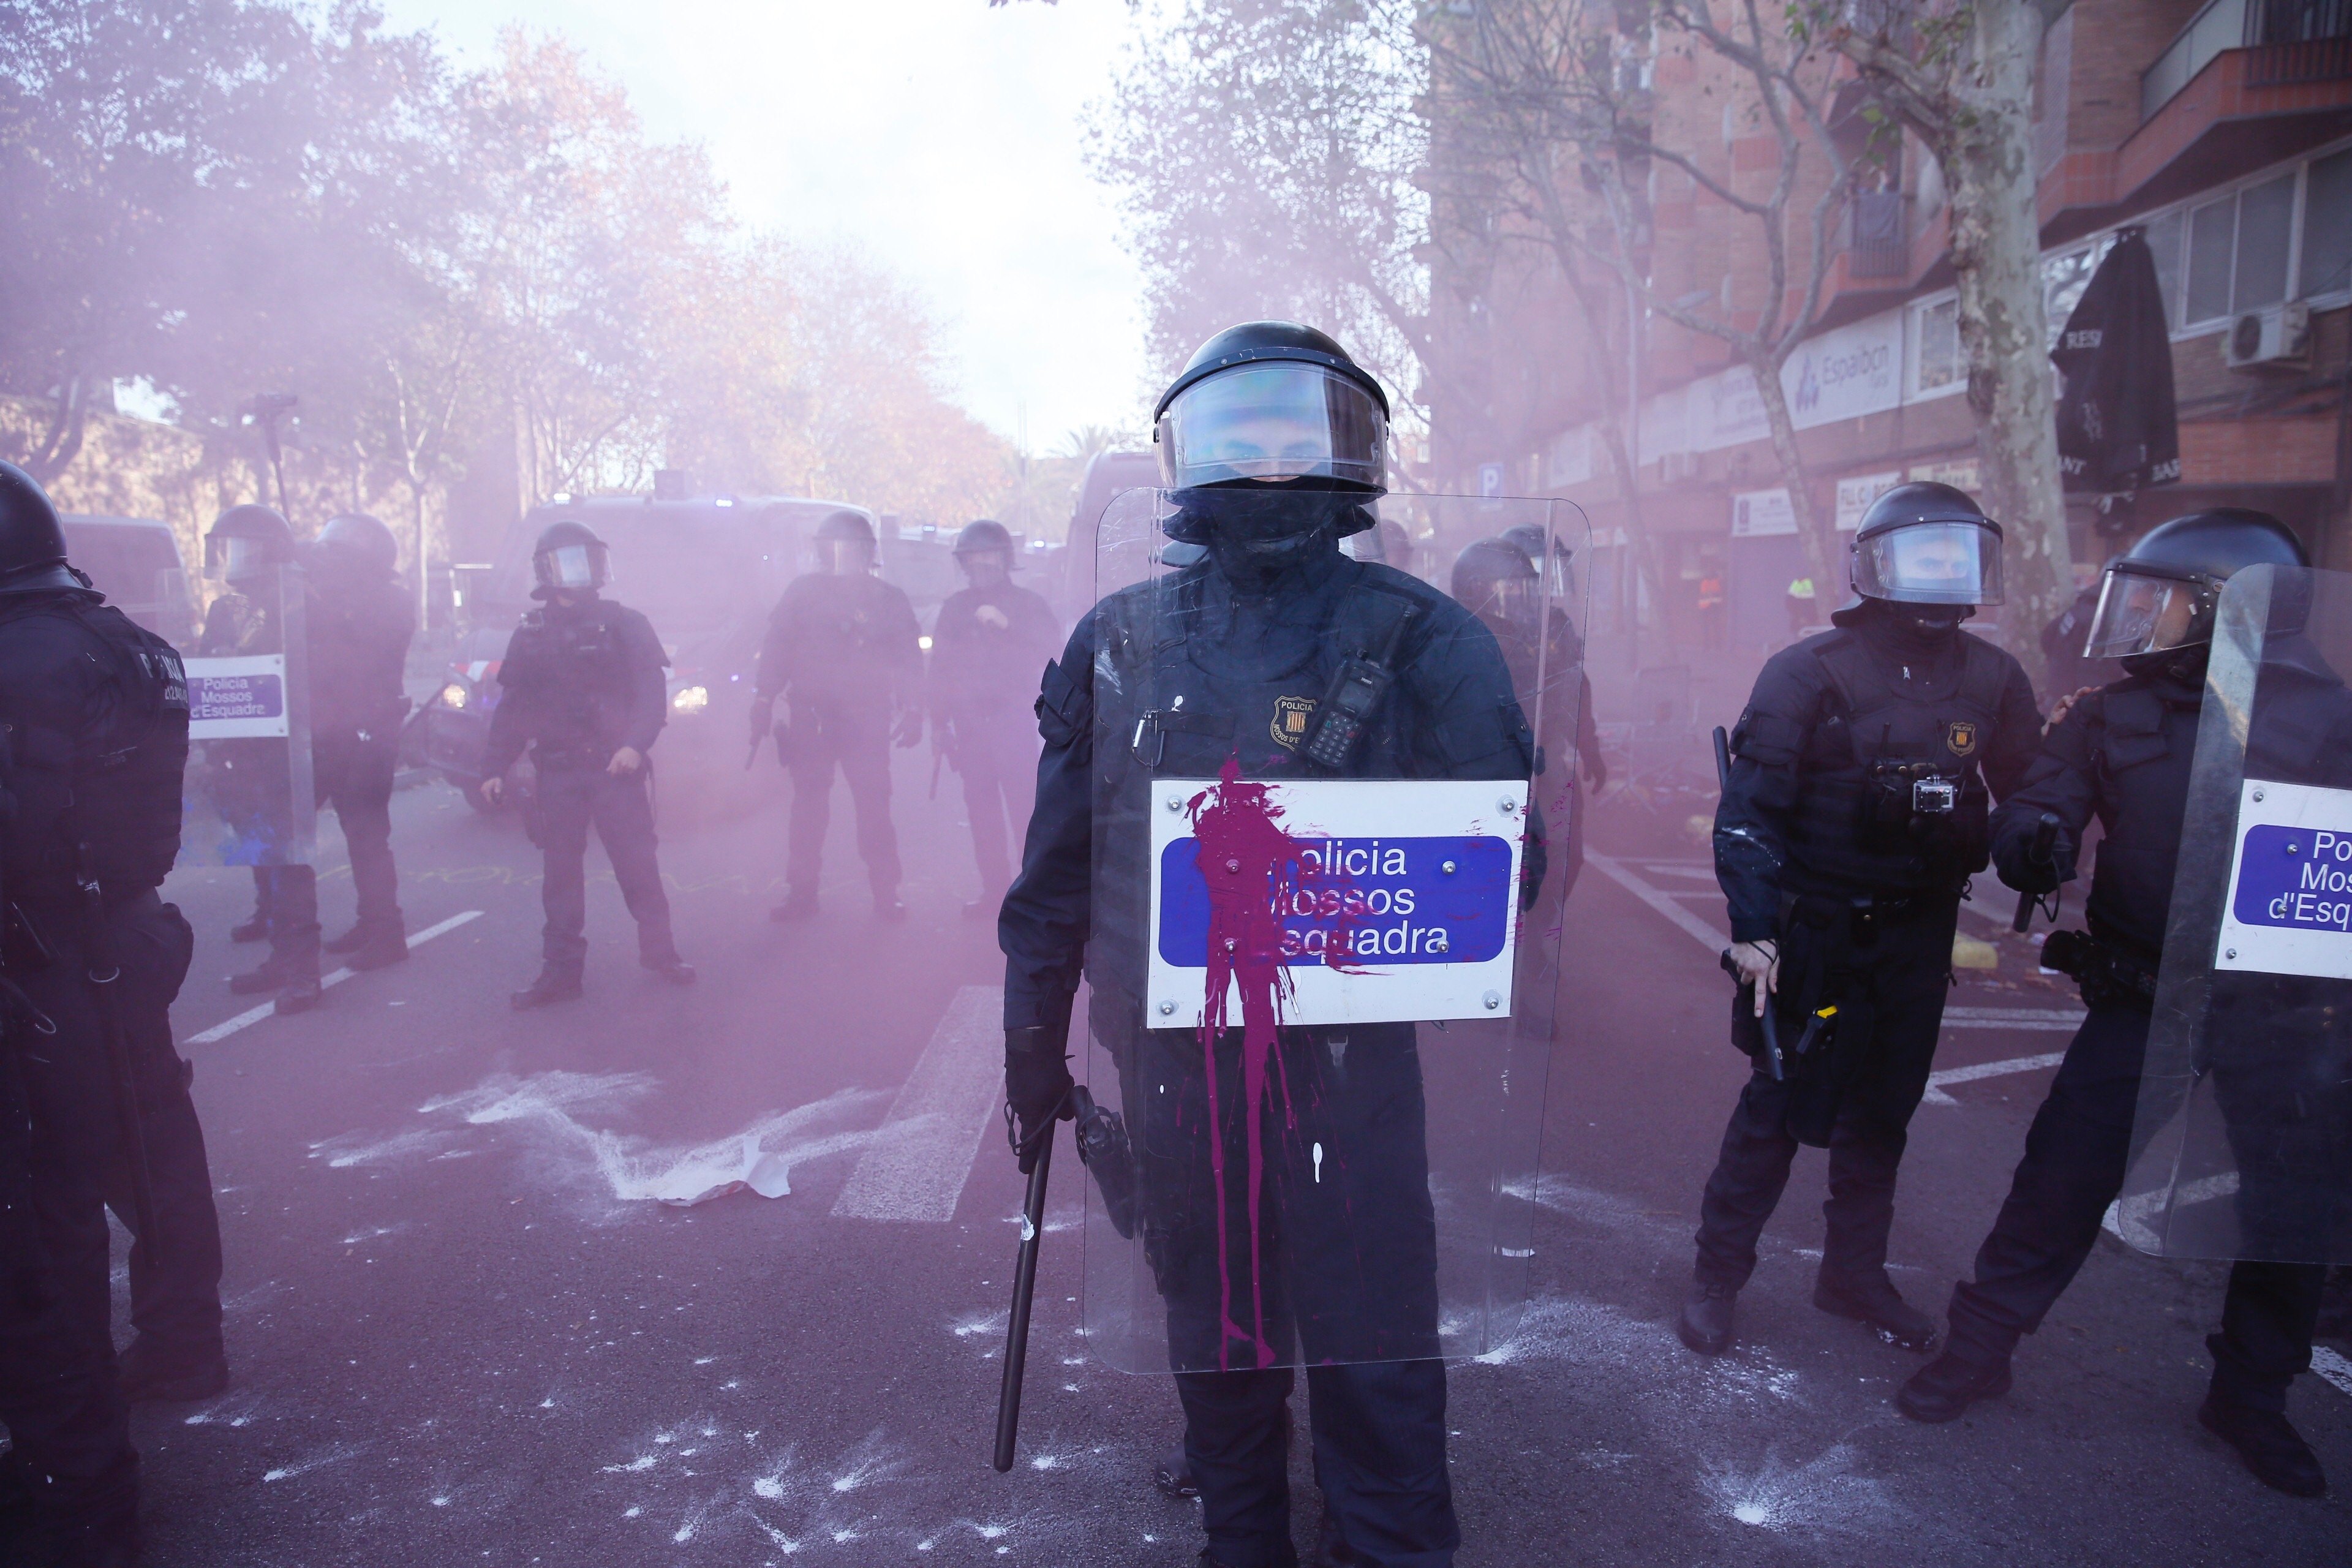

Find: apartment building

[1424,0,2352,662]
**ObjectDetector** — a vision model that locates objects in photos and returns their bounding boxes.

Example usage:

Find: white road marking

[2101,1171,2239,1249]
[1920,1050,2069,1107]
[1588,853,1732,953]
[2312,1347,2352,1399]
[1942,1007,2085,1030]
[184,910,484,1047]
[831,984,1005,1223]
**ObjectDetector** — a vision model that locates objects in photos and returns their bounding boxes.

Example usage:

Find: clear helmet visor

[1472,576,1545,638]
[957,548,1012,586]
[1156,363,1387,490]
[815,538,875,575]
[1851,520,2003,606]
[206,534,272,582]
[2082,566,2207,659]
[535,542,606,591]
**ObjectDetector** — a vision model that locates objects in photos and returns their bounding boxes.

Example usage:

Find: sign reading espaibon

[1146,777,1528,1028]
[2216,780,2352,980]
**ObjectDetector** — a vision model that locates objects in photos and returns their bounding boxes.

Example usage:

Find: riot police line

[2,304,2347,1567]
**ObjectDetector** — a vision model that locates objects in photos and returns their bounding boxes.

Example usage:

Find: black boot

[1897,1346,2012,1422]
[322,923,369,955]
[346,925,410,971]
[228,914,270,944]
[1814,1270,1937,1351]
[1678,1277,1738,1355]
[769,890,817,922]
[274,971,323,1015]
[2198,1395,2328,1497]
[227,954,290,995]
[510,967,584,1009]
[641,954,696,986]
[119,1335,230,1403]
[1152,1445,1198,1501]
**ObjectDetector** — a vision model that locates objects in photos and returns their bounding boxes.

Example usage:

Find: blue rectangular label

[2231,824,2352,935]
[1155,834,1514,967]
[190,672,285,724]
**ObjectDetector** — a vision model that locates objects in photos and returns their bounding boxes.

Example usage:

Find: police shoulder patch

[1271,694,1317,750]
[1946,719,1979,758]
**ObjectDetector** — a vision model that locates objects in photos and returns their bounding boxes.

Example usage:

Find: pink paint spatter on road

[1185,756,1370,1370]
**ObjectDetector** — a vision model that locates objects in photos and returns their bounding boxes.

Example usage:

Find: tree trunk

[1749,354,1841,603]
[1944,0,2071,691]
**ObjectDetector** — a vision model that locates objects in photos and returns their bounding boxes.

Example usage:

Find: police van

[418,490,877,820]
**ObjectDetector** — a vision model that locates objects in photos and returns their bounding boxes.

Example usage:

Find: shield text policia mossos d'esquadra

[179,560,318,870]
[1071,485,1586,1375]
[2118,564,2352,1265]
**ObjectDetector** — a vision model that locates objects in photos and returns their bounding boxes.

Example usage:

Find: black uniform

[755,572,921,904]
[1699,605,2041,1292]
[1001,542,1535,1568]
[482,592,680,976]
[305,568,415,940]
[1944,644,2352,1409]
[927,578,1058,900]
[0,585,209,1536]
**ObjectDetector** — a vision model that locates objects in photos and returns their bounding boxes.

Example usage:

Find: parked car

[61,513,197,646]
[417,491,878,822]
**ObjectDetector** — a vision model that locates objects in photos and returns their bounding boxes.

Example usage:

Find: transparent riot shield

[178,562,317,867]
[1074,487,1586,1373]
[2118,565,2352,1263]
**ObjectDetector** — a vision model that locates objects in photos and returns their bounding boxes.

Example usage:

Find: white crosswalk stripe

[184,910,484,1047]
[831,984,1006,1223]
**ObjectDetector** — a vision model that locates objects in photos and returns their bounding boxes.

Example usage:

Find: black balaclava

[1860,596,1967,658]
[2122,640,2211,689]
[1176,486,1358,596]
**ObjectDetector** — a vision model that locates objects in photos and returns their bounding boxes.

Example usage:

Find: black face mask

[2122,641,2210,687]
[1863,597,1967,652]
[1171,488,1356,594]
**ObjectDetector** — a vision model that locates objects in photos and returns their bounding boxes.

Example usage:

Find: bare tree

[1817,0,2073,681]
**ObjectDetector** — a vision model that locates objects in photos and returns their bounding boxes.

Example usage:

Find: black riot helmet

[314,511,400,581]
[206,503,298,585]
[812,508,876,575]
[1849,483,2005,608]
[1155,322,1389,502]
[2082,508,2307,662]
[532,519,610,596]
[952,518,1015,586]
[1501,521,1574,599]
[0,459,80,597]
[1451,536,1544,641]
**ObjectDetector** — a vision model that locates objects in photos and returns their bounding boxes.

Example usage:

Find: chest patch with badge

[1272,694,1317,750]
[1946,720,1978,758]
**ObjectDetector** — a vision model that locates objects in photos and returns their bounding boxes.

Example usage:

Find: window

[1910,295,1961,396]
[2233,172,2296,312]
[2187,195,2236,322]
[2303,147,2352,300]
[2145,207,2187,323]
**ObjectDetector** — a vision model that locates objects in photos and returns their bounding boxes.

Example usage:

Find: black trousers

[1947,1003,2325,1412]
[785,698,900,899]
[0,894,208,1494]
[1123,1020,1457,1566]
[946,709,1036,897]
[314,731,401,933]
[534,765,678,971]
[1694,899,1958,1289]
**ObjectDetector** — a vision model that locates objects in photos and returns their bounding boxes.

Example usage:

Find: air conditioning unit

[2225,301,2312,371]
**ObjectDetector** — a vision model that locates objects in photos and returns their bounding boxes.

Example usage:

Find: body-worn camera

[1911,777,1959,815]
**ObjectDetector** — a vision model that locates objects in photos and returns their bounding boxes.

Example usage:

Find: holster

[2040,929,2157,1014]
[1728,892,1893,1147]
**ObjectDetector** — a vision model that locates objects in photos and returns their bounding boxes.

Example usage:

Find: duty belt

[2038,929,2157,1014]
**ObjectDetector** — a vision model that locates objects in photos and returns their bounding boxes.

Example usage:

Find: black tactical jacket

[1715,607,2042,942]
[307,573,415,741]
[927,581,1061,728]
[755,571,922,710]
[999,543,1535,1036]
[0,589,189,904]
[483,594,669,774]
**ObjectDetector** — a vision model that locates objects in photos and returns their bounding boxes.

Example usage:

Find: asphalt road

[102,747,2350,1566]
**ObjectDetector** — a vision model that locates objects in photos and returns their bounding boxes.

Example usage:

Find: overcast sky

[374,0,1153,452]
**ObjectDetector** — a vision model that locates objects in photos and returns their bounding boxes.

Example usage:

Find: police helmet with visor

[953,518,1014,586]
[2081,508,2307,660]
[1153,322,1389,499]
[1451,536,1544,641]
[206,503,298,584]
[812,509,876,575]
[532,519,610,594]
[314,511,400,580]
[0,459,80,597]
[1849,482,2004,607]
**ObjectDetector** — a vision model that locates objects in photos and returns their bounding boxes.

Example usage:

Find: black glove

[1994,826,2068,895]
[1005,1025,1074,1174]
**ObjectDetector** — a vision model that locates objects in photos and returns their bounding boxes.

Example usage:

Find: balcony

[2144,0,2352,121]
[1845,190,1910,279]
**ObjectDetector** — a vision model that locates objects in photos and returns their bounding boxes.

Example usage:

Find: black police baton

[1712,725,1732,793]
[993,1099,1059,1473]
[1719,948,1784,1082]
[2012,813,2062,933]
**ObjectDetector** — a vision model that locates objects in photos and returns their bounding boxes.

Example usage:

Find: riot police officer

[750,510,922,922]
[204,504,326,1013]
[1681,482,2043,1358]
[1901,510,2345,1498]
[0,459,217,1561]
[303,513,414,969]
[1001,322,1537,1568]
[927,519,1060,917]
[1474,529,1607,882]
[481,521,694,1006]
